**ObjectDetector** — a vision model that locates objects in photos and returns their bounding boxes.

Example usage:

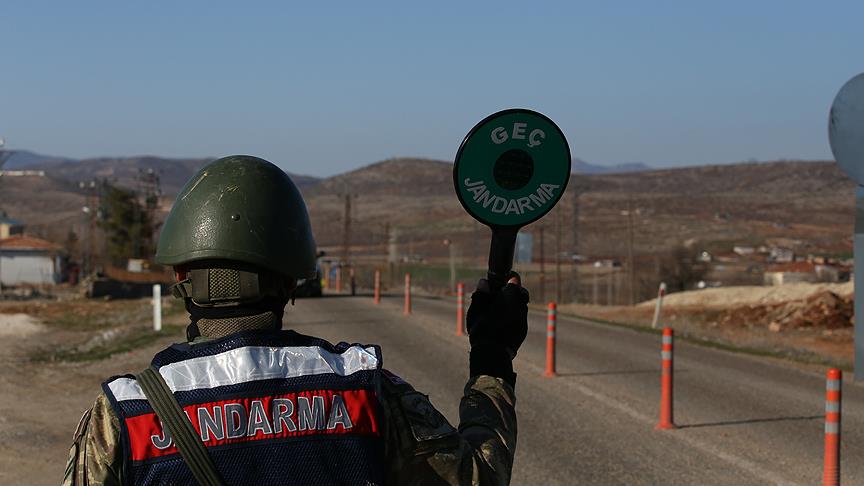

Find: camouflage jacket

[63,373,516,485]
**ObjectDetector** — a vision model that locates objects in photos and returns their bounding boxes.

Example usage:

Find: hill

[0,156,853,280]
[572,158,652,174]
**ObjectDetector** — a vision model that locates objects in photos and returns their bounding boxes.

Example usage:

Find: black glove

[466,273,529,387]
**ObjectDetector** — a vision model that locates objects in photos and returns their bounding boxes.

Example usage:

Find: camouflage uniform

[64,372,515,486]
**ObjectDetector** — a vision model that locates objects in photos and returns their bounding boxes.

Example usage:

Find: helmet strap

[170,267,292,307]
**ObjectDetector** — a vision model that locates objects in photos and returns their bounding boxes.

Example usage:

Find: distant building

[0,235,63,286]
[768,247,795,263]
[0,217,24,239]
[762,261,845,286]
[733,245,755,256]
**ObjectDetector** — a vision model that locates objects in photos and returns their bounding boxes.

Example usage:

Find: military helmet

[156,156,317,294]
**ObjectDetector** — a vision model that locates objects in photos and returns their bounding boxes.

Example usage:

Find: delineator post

[651,282,667,329]
[403,273,411,316]
[335,267,343,293]
[656,327,676,430]
[373,270,381,304]
[456,282,465,336]
[823,368,842,486]
[152,284,162,332]
[544,302,557,377]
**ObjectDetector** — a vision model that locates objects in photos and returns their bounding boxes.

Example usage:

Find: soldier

[64,155,528,485]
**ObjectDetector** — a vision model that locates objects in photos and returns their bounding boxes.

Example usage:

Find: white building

[0,235,62,286]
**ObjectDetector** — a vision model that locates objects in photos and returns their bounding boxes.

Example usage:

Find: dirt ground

[0,282,856,484]
[0,297,188,485]
[560,281,855,368]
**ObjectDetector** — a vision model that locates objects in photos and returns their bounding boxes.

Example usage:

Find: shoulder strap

[136,368,226,486]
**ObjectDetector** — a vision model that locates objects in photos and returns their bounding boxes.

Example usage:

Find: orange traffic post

[403,273,411,316]
[544,302,557,377]
[656,327,676,430]
[823,368,842,486]
[456,282,465,336]
[335,267,343,293]
[373,270,381,304]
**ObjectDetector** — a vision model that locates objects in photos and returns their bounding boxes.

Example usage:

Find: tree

[98,182,154,266]
[657,244,709,293]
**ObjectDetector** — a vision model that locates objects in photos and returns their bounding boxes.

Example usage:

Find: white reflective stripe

[827,380,841,391]
[825,401,841,413]
[547,330,555,338]
[662,336,672,344]
[161,345,379,392]
[107,377,146,401]
[825,422,840,434]
[661,351,672,360]
[107,345,379,401]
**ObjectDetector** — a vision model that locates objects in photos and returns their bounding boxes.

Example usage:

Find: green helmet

[155,155,317,280]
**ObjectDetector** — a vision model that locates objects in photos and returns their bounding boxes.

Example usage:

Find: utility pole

[341,193,353,265]
[387,224,397,288]
[626,198,636,306]
[606,266,613,305]
[555,209,562,303]
[570,186,580,303]
[0,138,11,296]
[538,226,545,303]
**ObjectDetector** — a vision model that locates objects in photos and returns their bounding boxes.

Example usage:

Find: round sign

[454,109,571,227]
[829,73,864,185]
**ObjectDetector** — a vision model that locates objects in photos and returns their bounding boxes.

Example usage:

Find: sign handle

[487,226,519,291]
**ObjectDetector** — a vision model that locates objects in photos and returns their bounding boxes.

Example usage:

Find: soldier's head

[155,155,317,338]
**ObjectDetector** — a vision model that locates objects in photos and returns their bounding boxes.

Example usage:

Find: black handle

[487,226,519,291]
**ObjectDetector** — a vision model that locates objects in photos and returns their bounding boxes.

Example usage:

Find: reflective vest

[102,330,385,485]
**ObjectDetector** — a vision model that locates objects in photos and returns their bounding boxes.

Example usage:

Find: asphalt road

[288,292,863,485]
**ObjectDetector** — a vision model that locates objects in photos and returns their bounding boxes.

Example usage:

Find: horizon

[1,2,861,177]
[4,148,838,179]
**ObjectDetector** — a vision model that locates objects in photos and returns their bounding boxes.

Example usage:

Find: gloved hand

[466,272,529,387]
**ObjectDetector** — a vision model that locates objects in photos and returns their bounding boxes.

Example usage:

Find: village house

[763,261,846,286]
[0,234,63,286]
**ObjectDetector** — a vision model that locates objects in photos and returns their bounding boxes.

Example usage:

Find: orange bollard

[656,327,676,430]
[403,273,411,316]
[823,368,842,486]
[373,270,381,304]
[456,282,465,336]
[335,267,342,293]
[543,302,557,377]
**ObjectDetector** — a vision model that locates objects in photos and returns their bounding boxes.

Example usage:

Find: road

[6,292,861,485]
[289,292,863,485]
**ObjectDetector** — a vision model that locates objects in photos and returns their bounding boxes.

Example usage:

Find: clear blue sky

[1,1,861,176]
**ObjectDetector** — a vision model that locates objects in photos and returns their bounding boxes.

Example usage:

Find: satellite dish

[829,73,864,185]
[453,109,571,289]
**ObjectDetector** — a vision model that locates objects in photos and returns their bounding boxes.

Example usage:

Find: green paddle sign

[454,109,571,227]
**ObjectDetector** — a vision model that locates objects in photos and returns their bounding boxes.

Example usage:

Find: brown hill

[0,157,854,273]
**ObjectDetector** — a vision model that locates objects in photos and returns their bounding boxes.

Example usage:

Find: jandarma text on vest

[124,389,379,460]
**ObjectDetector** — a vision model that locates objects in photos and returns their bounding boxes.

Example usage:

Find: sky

[1,1,862,177]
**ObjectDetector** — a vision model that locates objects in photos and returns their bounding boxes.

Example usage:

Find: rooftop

[0,235,61,251]
[765,262,817,273]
